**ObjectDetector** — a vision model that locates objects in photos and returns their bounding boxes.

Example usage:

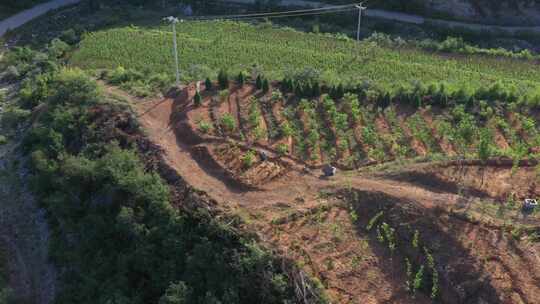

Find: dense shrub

[367,32,540,60]
[9,52,306,304]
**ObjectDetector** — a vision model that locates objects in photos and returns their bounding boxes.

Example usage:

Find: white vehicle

[322,164,337,177]
[522,199,538,211]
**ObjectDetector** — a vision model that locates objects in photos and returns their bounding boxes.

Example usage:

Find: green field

[71,21,540,93]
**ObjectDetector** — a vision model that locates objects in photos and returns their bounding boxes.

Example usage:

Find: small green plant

[478,127,493,161]
[277,143,289,156]
[376,226,385,243]
[412,230,419,249]
[242,150,257,168]
[425,247,439,299]
[405,257,412,292]
[197,120,212,134]
[220,113,236,132]
[218,89,229,103]
[280,122,294,138]
[366,211,384,231]
[349,207,358,223]
[511,227,523,240]
[253,126,265,141]
[381,222,396,253]
[413,265,424,298]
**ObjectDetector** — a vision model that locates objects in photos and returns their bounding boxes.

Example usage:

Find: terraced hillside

[173,79,539,192]
[130,79,540,304]
[71,21,540,95]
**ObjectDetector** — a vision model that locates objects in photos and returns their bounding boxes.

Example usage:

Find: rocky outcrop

[427,0,540,26]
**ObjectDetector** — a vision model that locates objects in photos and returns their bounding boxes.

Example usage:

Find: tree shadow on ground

[340,189,504,304]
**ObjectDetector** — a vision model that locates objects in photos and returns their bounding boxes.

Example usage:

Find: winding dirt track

[124,85,540,304]
[135,89,461,212]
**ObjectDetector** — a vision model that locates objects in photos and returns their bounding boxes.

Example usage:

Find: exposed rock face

[426,0,540,25]
[428,0,476,19]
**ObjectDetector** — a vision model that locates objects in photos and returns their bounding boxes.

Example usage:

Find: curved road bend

[0,0,81,37]
[222,0,540,34]
[2,0,539,38]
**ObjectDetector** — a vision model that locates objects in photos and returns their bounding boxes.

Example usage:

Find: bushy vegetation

[2,46,312,304]
[366,33,539,60]
[100,66,171,97]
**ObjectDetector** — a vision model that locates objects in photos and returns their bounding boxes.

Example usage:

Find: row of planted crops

[72,21,540,96]
[199,78,539,168]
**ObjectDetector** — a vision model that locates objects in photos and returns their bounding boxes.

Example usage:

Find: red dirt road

[135,92,462,211]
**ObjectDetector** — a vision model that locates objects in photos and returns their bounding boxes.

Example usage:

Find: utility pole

[355,3,367,41]
[164,16,182,87]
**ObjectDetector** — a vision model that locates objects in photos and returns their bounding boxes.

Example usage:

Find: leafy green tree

[48,68,100,107]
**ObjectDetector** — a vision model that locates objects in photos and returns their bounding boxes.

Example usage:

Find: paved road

[0,0,81,37]
[2,0,539,39]
[223,0,540,34]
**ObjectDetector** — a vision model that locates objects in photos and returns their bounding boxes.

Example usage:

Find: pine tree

[256,75,263,90]
[218,70,228,89]
[205,77,212,90]
[194,91,202,107]
[294,83,302,97]
[329,86,337,99]
[336,83,345,99]
[262,78,270,93]
[237,72,245,87]
[288,79,294,93]
[311,81,321,97]
[281,78,290,92]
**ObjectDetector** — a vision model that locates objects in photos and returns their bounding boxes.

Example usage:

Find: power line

[202,8,357,21]
[186,3,358,21]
